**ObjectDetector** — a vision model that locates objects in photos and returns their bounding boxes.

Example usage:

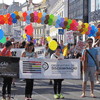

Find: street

[0,77,100,100]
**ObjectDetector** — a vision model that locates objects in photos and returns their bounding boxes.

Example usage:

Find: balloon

[23,12,27,17]
[26,20,30,24]
[44,20,48,24]
[98,28,100,32]
[20,17,24,21]
[57,15,61,19]
[34,11,38,16]
[16,15,20,19]
[37,18,41,23]
[72,19,76,23]
[66,24,70,28]
[88,26,92,30]
[27,11,31,15]
[81,24,85,28]
[23,17,26,21]
[62,25,66,29]
[74,27,78,31]
[49,40,57,51]
[30,18,34,22]
[30,13,34,17]
[45,15,49,19]
[18,11,23,17]
[56,19,61,24]
[61,18,65,22]
[50,14,54,19]
[55,24,59,28]
[3,17,8,21]
[47,36,51,42]
[13,18,17,23]
[85,23,89,28]
[0,15,4,20]
[8,20,13,25]
[33,39,36,44]
[0,20,5,25]
[11,13,16,18]
[53,16,58,21]
[0,36,6,43]
[43,12,47,17]
[63,21,68,26]
[26,15,30,20]
[6,13,11,18]
[78,25,82,30]
[68,19,72,24]
[78,21,83,25]
[27,35,31,42]
[86,31,90,35]
[81,31,85,35]
[14,11,18,15]
[84,28,88,32]
[65,17,68,21]
[59,22,64,27]
[25,23,34,35]
[38,12,42,18]
[23,34,27,38]
[52,21,56,26]
[0,29,4,40]
[75,22,79,26]
[41,21,44,24]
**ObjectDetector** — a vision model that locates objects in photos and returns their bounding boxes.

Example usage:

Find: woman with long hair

[22,42,37,100]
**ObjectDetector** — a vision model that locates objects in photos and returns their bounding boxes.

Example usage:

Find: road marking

[33,91,51,100]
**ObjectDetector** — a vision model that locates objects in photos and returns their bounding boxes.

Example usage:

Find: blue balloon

[95,28,98,33]
[57,15,61,19]
[27,11,31,15]
[11,13,16,18]
[43,12,47,17]
[91,25,95,30]
[26,15,30,20]
[13,18,17,23]
[56,19,61,24]
[27,35,31,42]
[41,17,45,21]
[26,20,30,24]
[0,29,4,40]
[55,24,59,28]
[33,39,36,44]
[88,33,92,37]
[93,33,96,37]
[41,21,44,24]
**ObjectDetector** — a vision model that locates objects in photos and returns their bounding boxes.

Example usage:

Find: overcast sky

[0,0,43,5]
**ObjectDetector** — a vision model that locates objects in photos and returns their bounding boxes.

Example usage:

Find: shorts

[83,67,95,82]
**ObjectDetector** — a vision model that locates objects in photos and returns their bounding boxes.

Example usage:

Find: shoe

[7,95,11,100]
[96,81,100,84]
[29,98,32,100]
[81,93,85,98]
[13,83,16,87]
[58,93,64,99]
[25,97,28,100]
[54,94,59,99]
[49,81,52,85]
[2,95,6,100]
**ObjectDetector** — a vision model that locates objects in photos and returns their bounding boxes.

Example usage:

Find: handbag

[86,49,98,70]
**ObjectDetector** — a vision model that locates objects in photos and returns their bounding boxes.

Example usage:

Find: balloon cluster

[47,36,57,51]
[0,11,100,38]
[0,29,6,43]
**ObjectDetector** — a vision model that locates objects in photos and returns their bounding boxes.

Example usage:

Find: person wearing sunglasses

[81,38,99,98]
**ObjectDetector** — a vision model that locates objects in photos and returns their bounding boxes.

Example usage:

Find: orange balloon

[38,13,42,18]
[3,17,8,21]
[14,11,18,15]
[65,17,68,21]
[5,20,8,24]
[37,18,41,23]
[98,28,100,32]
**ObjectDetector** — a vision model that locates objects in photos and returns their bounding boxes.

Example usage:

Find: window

[40,29,41,34]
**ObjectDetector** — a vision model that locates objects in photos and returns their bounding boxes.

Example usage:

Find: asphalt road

[0,77,100,100]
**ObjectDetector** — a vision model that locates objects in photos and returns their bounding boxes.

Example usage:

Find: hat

[5,40,12,47]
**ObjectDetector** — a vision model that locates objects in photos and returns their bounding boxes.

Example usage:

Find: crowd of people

[0,37,100,100]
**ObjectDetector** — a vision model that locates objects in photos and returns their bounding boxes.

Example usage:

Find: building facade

[47,0,68,44]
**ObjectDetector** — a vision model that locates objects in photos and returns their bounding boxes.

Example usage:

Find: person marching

[81,38,99,98]
[22,42,37,100]
[0,41,12,100]
[51,45,64,99]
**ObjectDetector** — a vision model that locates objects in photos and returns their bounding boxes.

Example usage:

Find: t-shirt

[82,48,98,67]
[47,48,55,57]
[1,47,12,56]
[95,46,100,61]
[51,53,64,59]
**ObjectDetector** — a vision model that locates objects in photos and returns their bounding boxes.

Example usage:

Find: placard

[75,41,86,53]
[20,58,80,79]
[66,31,74,43]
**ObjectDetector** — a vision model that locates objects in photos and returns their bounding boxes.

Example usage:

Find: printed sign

[20,58,80,79]
[13,30,21,42]
[66,31,74,43]
[75,41,86,53]
[0,56,20,77]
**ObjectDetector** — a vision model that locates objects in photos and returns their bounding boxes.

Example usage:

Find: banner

[0,46,45,58]
[0,56,20,77]
[13,30,21,42]
[74,41,86,53]
[20,58,80,79]
[66,31,74,43]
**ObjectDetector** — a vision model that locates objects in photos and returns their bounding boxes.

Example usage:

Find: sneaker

[49,81,52,85]
[25,97,28,100]
[96,81,100,84]
[54,94,59,99]
[58,93,64,99]
[7,95,11,100]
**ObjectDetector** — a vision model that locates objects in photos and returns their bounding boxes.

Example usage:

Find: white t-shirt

[51,53,64,59]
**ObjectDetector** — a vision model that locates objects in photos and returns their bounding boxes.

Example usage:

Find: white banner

[74,41,86,53]
[66,31,74,43]
[0,46,45,58]
[20,58,80,79]
[13,30,21,42]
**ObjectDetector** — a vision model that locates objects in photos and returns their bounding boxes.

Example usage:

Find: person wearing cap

[51,45,64,99]
[0,41,12,100]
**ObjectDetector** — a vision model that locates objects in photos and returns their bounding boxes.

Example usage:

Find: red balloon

[23,17,26,22]
[0,20,5,25]
[0,15,4,20]
[23,12,27,17]
[6,13,11,18]
[24,23,34,35]
[8,20,13,25]
[8,17,12,21]
[72,19,76,23]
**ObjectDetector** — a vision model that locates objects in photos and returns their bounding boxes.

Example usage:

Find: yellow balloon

[78,21,83,25]
[14,11,18,15]
[85,23,89,28]
[81,31,85,35]
[49,40,57,51]
[78,25,82,30]
[23,34,27,38]
[47,36,51,42]
[84,28,88,32]
[18,11,23,17]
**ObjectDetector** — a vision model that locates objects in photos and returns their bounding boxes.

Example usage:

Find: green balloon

[66,28,68,30]
[48,22,52,26]
[0,36,6,43]
[68,19,72,24]
[50,14,54,19]
[67,24,70,28]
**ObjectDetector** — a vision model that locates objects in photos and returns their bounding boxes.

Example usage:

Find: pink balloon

[74,27,78,31]
[75,22,79,26]
[88,26,92,30]
[86,31,90,35]
[34,11,38,16]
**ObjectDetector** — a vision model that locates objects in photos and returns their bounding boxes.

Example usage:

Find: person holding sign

[22,42,37,100]
[51,45,64,99]
[0,41,12,100]
[81,38,99,98]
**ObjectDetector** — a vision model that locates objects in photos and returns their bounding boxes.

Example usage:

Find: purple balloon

[59,22,64,27]
[27,35,31,42]
[61,18,65,22]
[33,39,36,44]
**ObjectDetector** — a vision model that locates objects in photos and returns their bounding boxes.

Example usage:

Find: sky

[0,0,43,5]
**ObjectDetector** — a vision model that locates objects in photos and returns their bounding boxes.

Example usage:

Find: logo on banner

[42,62,49,71]
[0,62,8,66]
